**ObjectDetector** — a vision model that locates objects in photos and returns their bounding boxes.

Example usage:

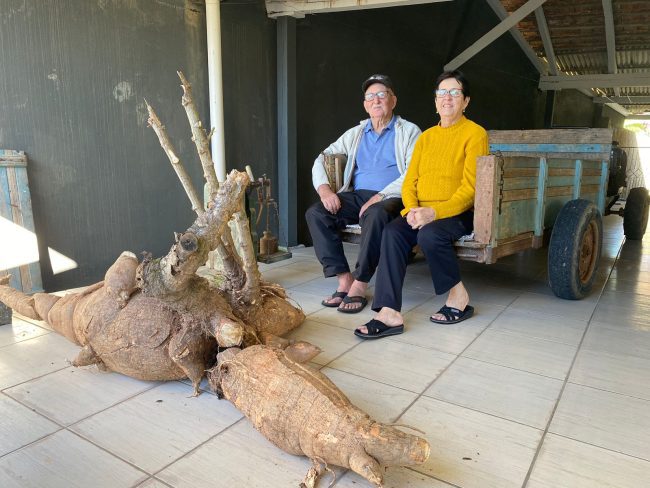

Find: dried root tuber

[208,345,430,487]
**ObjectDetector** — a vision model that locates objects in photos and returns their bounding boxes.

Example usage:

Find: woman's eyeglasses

[435,88,463,98]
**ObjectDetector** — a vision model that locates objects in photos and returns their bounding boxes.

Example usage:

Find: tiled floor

[1,214,650,487]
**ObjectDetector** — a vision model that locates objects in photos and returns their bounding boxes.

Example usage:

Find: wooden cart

[338,128,648,299]
[456,128,648,299]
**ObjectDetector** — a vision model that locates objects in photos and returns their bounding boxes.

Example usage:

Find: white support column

[206,0,227,182]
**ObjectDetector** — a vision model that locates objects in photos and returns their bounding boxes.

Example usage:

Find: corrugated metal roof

[500,0,650,116]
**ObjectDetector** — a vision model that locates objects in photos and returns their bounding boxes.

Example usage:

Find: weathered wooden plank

[6,167,33,292]
[503,177,538,190]
[503,160,541,169]
[504,168,539,177]
[493,233,535,260]
[0,150,43,294]
[544,196,572,228]
[488,128,613,145]
[12,164,41,292]
[546,186,574,197]
[548,168,576,176]
[581,176,602,186]
[496,200,537,240]
[548,176,578,187]
[580,184,601,195]
[474,155,498,245]
[0,154,27,166]
[502,188,537,202]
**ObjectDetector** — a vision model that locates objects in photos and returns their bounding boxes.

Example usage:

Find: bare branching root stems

[208,346,431,487]
[0,71,304,395]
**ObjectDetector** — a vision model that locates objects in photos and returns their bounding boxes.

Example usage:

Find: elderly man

[306,74,421,313]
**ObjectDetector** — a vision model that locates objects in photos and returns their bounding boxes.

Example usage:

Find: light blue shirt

[353,116,399,191]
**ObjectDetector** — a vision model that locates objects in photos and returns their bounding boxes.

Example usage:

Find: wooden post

[474,155,498,245]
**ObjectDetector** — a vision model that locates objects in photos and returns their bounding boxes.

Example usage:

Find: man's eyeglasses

[435,88,463,98]
[364,91,391,102]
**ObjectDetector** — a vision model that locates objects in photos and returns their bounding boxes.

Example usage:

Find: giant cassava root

[208,345,431,487]
[0,170,304,394]
[0,71,306,393]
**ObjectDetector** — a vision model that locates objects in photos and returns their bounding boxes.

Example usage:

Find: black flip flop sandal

[354,319,404,340]
[429,305,474,324]
[337,295,368,314]
[321,291,348,307]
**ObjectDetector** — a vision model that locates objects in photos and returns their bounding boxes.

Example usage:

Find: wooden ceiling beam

[602,0,620,96]
[540,72,650,90]
[534,6,558,75]
[444,0,547,72]
[484,0,547,73]
[264,0,451,18]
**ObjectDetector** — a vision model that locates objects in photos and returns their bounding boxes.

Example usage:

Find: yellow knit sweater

[401,116,488,220]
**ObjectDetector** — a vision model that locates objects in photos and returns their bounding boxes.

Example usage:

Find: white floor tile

[591,299,650,330]
[157,420,331,488]
[394,311,488,355]
[285,319,359,365]
[0,394,59,456]
[508,292,598,321]
[401,396,542,488]
[307,302,375,329]
[0,430,147,488]
[70,381,243,473]
[5,366,159,425]
[550,383,650,460]
[259,266,321,289]
[570,348,650,401]
[463,329,577,379]
[336,467,455,487]
[328,339,455,393]
[488,308,588,346]
[319,368,419,423]
[284,289,327,315]
[0,333,81,389]
[0,319,50,347]
[527,433,650,488]
[136,478,171,488]
[424,357,563,429]
[604,278,650,295]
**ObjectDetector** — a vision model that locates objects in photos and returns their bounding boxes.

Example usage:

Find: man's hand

[359,193,383,218]
[317,184,341,214]
[407,207,435,229]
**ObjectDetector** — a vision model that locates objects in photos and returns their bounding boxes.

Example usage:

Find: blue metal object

[0,150,44,294]
[535,157,548,237]
[490,143,610,154]
[573,159,583,199]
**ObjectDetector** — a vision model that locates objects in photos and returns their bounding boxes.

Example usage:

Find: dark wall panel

[221,1,277,181]
[553,89,596,127]
[0,0,210,291]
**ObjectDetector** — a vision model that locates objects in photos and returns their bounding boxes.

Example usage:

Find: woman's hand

[407,207,436,229]
[317,184,341,214]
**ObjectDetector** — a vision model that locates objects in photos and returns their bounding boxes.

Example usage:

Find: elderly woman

[355,70,488,339]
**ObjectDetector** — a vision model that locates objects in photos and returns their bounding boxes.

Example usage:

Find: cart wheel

[623,187,649,240]
[548,199,602,300]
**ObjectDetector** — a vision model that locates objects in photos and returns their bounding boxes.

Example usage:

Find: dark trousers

[372,210,474,312]
[305,190,404,282]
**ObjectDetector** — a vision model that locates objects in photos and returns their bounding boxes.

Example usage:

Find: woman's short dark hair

[435,70,470,98]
